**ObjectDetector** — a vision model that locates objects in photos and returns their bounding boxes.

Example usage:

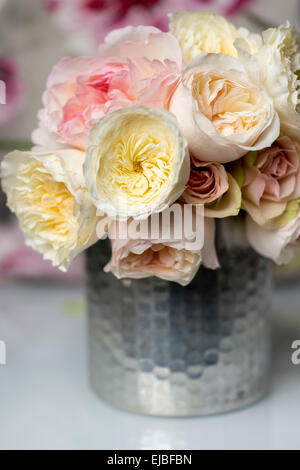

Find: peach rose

[169,51,279,163]
[181,158,241,218]
[241,136,300,228]
[246,210,300,265]
[32,26,181,151]
[104,211,219,286]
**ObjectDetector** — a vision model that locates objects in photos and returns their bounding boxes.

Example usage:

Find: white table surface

[0,281,299,450]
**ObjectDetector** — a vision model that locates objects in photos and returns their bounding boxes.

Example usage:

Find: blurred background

[0,0,300,451]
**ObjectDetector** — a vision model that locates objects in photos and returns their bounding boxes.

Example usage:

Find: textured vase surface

[86,226,272,416]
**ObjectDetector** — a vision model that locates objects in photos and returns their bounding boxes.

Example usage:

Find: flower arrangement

[2,10,300,286]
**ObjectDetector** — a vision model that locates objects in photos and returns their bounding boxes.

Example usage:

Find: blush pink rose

[105,214,219,286]
[106,241,203,286]
[246,210,300,265]
[32,26,181,150]
[241,136,300,228]
[181,158,241,218]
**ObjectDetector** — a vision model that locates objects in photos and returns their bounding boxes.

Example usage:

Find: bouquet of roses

[2,10,300,286]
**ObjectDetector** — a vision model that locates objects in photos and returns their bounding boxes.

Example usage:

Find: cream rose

[246,211,300,265]
[1,149,101,270]
[170,51,280,163]
[255,23,300,141]
[181,158,241,218]
[169,10,262,64]
[105,216,219,286]
[84,106,190,220]
[169,10,239,63]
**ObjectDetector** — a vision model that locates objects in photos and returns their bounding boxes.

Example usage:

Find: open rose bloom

[2,10,300,285]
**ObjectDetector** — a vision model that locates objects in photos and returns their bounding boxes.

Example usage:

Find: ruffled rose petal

[170,51,279,163]
[99,25,182,69]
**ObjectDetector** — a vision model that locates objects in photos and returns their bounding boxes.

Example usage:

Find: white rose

[84,106,190,220]
[254,22,300,141]
[236,27,263,55]
[1,149,100,270]
[169,50,280,163]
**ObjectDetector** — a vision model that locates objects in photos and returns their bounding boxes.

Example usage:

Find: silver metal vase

[86,220,272,416]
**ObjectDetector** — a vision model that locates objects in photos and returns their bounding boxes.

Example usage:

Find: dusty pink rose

[104,212,219,286]
[241,137,300,228]
[45,1,253,46]
[181,158,241,218]
[246,210,300,265]
[32,26,181,150]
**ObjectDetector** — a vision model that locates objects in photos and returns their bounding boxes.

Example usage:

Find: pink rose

[32,26,181,150]
[104,208,219,286]
[106,241,203,286]
[181,158,241,217]
[246,210,300,265]
[241,137,300,228]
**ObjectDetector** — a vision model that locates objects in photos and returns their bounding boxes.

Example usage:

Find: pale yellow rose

[169,10,239,63]
[1,149,101,270]
[84,106,190,220]
[168,10,261,64]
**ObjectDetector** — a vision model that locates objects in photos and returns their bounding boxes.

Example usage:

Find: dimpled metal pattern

[86,238,272,416]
